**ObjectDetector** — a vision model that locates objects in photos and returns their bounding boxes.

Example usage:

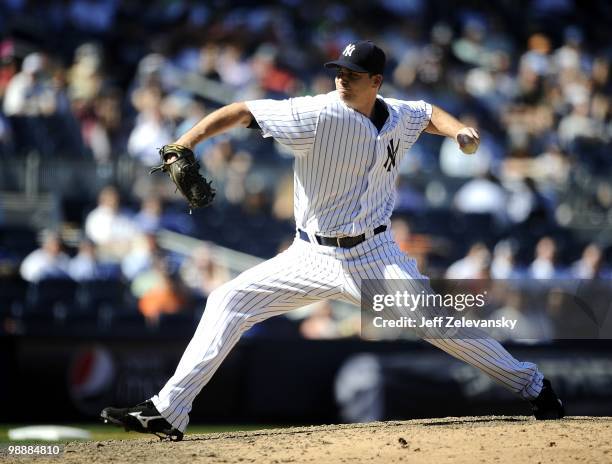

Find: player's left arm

[424,105,480,154]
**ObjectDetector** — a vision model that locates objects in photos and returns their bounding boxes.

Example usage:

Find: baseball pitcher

[101,41,564,441]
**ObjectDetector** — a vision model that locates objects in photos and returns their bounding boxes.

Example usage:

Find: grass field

[0,423,284,444]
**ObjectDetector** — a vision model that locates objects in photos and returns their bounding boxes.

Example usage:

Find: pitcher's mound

[16,416,612,464]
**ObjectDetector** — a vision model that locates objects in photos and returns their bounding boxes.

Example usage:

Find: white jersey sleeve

[245,95,326,157]
[400,100,432,136]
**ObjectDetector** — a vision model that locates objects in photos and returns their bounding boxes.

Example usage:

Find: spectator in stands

[251,44,299,97]
[451,16,488,68]
[197,43,222,82]
[67,43,104,103]
[570,243,605,279]
[85,185,136,260]
[553,26,590,75]
[391,217,431,275]
[180,244,229,298]
[501,142,570,192]
[133,196,163,233]
[127,84,173,166]
[501,104,554,160]
[545,285,602,339]
[20,230,70,282]
[528,236,560,279]
[121,232,162,281]
[132,195,194,235]
[199,139,256,205]
[215,43,254,90]
[591,55,610,94]
[299,301,340,339]
[68,237,118,281]
[519,33,552,80]
[464,50,517,115]
[0,39,17,100]
[3,52,57,116]
[445,242,491,279]
[490,239,519,279]
[201,139,234,187]
[67,43,124,164]
[225,150,255,205]
[506,176,553,227]
[453,172,509,225]
[130,254,168,299]
[558,102,597,149]
[138,264,189,324]
[532,144,571,189]
[490,286,553,342]
[0,111,11,157]
[78,88,124,164]
[161,92,191,134]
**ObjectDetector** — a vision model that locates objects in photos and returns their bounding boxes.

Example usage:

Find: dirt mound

[8,416,612,464]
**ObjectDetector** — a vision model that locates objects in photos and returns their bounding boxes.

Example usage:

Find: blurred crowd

[10,201,611,337]
[1,0,611,339]
[15,185,234,325]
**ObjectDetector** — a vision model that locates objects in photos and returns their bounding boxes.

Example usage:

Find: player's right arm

[245,95,326,156]
[174,102,254,150]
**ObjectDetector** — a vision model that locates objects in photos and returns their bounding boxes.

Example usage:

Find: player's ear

[371,74,383,89]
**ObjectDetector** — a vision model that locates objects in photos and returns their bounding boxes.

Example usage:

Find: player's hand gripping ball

[456,127,480,155]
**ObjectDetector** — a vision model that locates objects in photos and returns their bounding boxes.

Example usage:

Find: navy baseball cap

[325,40,386,75]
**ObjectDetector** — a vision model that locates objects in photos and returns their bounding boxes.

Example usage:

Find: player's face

[334,67,380,103]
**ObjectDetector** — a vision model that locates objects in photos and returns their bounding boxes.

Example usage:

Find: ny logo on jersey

[342,44,356,57]
[384,139,399,172]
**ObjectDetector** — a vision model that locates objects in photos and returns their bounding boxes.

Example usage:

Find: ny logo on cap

[342,44,356,57]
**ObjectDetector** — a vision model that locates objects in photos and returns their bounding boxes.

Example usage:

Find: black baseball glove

[150,144,215,210]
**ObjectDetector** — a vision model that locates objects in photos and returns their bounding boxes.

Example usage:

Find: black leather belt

[298,225,387,248]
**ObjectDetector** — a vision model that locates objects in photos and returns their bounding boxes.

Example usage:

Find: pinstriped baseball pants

[152,230,544,432]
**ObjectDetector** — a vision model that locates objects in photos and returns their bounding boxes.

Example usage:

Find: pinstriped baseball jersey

[246,91,431,236]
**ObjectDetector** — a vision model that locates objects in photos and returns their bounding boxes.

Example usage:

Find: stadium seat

[0,275,27,317]
[25,278,78,313]
[105,307,147,333]
[0,225,38,262]
[157,313,196,334]
[64,311,99,332]
[75,279,127,313]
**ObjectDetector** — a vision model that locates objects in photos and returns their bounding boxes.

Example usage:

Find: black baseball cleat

[100,400,184,441]
[530,378,565,420]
